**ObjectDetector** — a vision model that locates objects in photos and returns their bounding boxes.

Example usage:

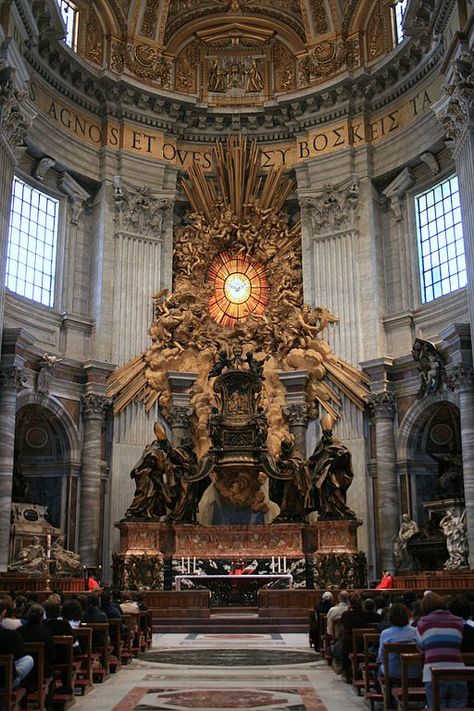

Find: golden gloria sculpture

[107,136,370,456]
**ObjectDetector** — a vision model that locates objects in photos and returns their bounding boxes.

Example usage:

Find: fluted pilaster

[447,364,474,566]
[79,393,110,566]
[366,391,398,572]
[0,367,25,570]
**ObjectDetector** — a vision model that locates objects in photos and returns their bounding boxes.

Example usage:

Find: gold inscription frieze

[28,75,442,170]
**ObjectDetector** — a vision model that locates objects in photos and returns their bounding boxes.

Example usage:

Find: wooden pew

[391,652,424,711]
[73,627,93,696]
[0,655,26,711]
[107,618,122,673]
[431,666,474,711]
[381,642,419,711]
[362,632,383,710]
[350,627,379,694]
[51,635,76,709]
[81,623,110,682]
[22,641,53,711]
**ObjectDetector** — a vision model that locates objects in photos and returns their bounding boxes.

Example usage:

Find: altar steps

[151,607,309,634]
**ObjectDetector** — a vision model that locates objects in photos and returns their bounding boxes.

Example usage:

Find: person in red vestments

[376,571,394,589]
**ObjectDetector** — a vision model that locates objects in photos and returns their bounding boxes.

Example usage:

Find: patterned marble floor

[71,633,368,711]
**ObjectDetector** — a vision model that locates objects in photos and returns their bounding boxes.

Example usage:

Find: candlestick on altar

[181,556,185,571]
[283,556,287,572]
[46,534,51,559]
[193,556,196,573]
[271,556,275,573]
[187,556,190,573]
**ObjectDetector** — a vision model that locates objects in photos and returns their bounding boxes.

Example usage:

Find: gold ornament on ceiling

[107,137,370,457]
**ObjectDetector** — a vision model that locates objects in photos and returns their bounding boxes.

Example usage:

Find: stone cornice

[18,7,445,144]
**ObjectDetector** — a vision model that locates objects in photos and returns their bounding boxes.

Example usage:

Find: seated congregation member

[43,597,74,637]
[18,604,55,680]
[416,592,466,709]
[312,591,333,649]
[377,603,417,679]
[82,594,108,648]
[119,592,140,615]
[448,595,474,653]
[340,593,375,683]
[0,600,34,687]
[326,590,349,640]
[363,597,382,624]
[61,599,83,629]
[0,595,22,630]
[100,589,122,619]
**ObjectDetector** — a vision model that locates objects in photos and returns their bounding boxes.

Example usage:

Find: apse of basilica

[0,0,473,590]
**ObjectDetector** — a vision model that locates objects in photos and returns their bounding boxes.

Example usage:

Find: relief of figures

[208,57,264,94]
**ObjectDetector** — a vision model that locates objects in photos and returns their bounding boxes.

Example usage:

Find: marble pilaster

[0,78,34,354]
[168,406,193,447]
[79,393,110,566]
[366,391,398,573]
[0,366,25,570]
[447,364,474,567]
[433,48,474,365]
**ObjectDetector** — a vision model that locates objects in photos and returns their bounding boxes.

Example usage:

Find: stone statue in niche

[52,536,82,573]
[308,414,356,520]
[165,438,200,524]
[440,508,469,569]
[125,422,173,519]
[208,59,227,92]
[393,513,418,569]
[412,338,444,397]
[8,536,47,573]
[270,439,311,522]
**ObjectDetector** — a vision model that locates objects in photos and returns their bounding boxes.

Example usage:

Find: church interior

[0,0,474,709]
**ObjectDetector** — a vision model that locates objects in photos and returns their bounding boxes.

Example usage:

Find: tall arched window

[57,0,79,50]
[6,176,59,307]
[415,174,466,303]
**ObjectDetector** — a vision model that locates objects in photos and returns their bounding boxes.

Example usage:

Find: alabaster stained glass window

[208,252,269,328]
[6,177,59,307]
[415,174,466,303]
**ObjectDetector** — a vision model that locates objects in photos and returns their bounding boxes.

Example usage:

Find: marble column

[447,364,474,567]
[0,366,25,570]
[283,403,309,456]
[79,394,110,566]
[366,391,398,573]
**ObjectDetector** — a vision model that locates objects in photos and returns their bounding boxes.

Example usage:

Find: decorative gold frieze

[111,40,171,87]
[298,35,360,87]
[85,7,104,67]
[175,41,199,94]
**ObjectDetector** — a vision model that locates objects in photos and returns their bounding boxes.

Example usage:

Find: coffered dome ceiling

[73,0,397,104]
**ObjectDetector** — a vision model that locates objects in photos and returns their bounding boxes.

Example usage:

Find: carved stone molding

[383,168,415,222]
[433,51,474,145]
[81,393,111,420]
[446,364,474,392]
[57,172,91,226]
[113,178,172,238]
[366,391,397,418]
[283,403,309,427]
[301,175,360,235]
[0,82,31,152]
[0,366,26,394]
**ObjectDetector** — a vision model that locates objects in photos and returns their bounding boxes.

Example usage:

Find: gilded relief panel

[366,0,392,62]
[273,42,296,93]
[297,33,360,87]
[203,47,268,105]
[175,41,199,94]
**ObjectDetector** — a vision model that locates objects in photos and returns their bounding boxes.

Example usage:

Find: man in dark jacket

[18,604,55,679]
